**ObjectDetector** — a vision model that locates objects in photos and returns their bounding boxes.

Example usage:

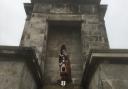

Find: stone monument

[0,0,128,89]
[21,0,109,85]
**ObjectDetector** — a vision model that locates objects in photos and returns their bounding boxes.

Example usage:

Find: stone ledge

[99,5,107,18]
[32,0,101,4]
[24,3,33,16]
[82,49,128,89]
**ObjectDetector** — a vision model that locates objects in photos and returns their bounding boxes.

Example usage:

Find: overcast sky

[0,0,128,49]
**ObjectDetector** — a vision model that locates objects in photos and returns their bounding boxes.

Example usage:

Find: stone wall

[88,63,128,89]
[83,50,128,89]
[0,46,42,89]
[19,63,37,89]
[0,60,37,89]
[81,15,109,59]
[0,61,24,89]
[21,14,47,66]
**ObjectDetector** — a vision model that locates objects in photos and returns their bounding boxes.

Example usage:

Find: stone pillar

[81,14,109,64]
[20,14,48,67]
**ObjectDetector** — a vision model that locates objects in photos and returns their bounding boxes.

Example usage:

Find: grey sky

[102,0,128,49]
[0,0,128,49]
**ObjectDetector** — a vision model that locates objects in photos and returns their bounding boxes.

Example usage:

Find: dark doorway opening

[44,21,83,84]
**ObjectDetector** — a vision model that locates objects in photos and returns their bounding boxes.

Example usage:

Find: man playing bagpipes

[58,45,72,86]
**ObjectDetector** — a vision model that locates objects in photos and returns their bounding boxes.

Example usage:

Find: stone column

[20,13,48,67]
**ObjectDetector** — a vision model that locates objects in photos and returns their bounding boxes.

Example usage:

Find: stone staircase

[42,84,83,89]
[44,25,83,84]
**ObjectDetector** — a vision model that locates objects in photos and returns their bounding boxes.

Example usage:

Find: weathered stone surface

[21,14,48,64]
[21,0,109,86]
[101,64,128,80]
[102,80,112,89]
[99,64,128,89]
[42,84,83,89]
[19,63,37,89]
[0,47,42,89]
[0,60,36,89]
[83,50,128,89]
[44,24,82,84]
[0,61,24,89]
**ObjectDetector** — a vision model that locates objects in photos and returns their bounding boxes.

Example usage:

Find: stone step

[44,69,83,84]
[70,59,83,64]
[46,57,83,64]
[44,74,82,84]
[72,78,82,84]
[47,50,81,56]
[46,54,81,58]
[47,51,58,57]
[45,57,58,64]
[45,64,59,69]
[71,71,83,78]
[71,64,83,70]
[44,77,59,84]
[45,64,83,74]
[44,70,83,77]
[42,84,83,89]
[46,55,81,59]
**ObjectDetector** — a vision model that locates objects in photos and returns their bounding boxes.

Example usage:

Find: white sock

[61,81,63,86]
[64,81,66,86]
[62,81,65,86]
[62,81,64,86]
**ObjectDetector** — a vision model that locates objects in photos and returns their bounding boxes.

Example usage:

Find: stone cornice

[31,0,101,4]
[24,3,33,16]
[99,5,107,18]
